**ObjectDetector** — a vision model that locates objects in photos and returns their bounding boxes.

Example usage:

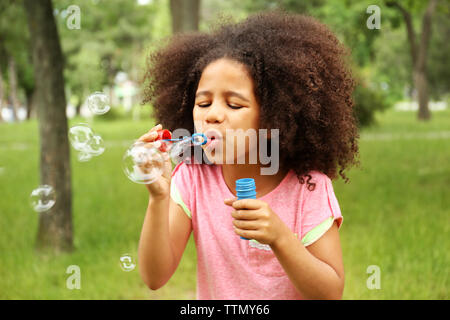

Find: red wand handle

[155,129,172,152]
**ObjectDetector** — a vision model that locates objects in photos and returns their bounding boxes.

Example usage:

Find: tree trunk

[0,64,4,122]
[75,100,81,116]
[414,70,430,120]
[24,0,73,253]
[8,56,20,121]
[170,0,200,34]
[25,86,35,120]
[387,0,438,121]
[415,0,437,121]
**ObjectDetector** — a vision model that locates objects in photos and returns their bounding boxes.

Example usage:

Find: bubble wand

[123,130,208,185]
[155,129,208,152]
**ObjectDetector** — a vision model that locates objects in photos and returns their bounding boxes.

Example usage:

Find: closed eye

[196,104,242,110]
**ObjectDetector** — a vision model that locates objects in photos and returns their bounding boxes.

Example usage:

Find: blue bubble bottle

[235,178,256,240]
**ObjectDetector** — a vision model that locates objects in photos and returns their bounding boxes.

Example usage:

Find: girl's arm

[226,198,344,299]
[138,195,192,290]
[271,221,344,300]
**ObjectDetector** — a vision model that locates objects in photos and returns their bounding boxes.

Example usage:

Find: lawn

[0,108,448,299]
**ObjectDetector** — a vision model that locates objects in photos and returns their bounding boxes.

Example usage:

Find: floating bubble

[68,123,94,151]
[69,124,105,162]
[169,133,207,164]
[87,92,110,115]
[77,151,93,162]
[169,138,192,164]
[30,185,56,213]
[122,133,207,184]
[119,253,136,272]
[122,141,166,184]
[84,134,105,156]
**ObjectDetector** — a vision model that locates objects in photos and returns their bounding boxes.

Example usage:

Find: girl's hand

[137,124,173,199]
[224,198,290,246]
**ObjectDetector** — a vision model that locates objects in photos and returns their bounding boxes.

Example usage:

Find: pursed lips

[204,130,224,147]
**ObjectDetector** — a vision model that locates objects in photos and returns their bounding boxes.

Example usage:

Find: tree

[24,0,73,252]
[52,0,158,114]
[170,0,201,33]
[426,4,450,100]
[7,56,20,120]
[0,0,35,121]
[0,64,4,121]
[386,0,439,121]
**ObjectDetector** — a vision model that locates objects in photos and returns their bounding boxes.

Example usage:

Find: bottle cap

[235,178,256,199]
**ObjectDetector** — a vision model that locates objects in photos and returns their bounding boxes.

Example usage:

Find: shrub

[353,84,391,128]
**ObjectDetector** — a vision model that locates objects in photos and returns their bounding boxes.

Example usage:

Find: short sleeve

[300,172,343,246]
[170,161,194,219]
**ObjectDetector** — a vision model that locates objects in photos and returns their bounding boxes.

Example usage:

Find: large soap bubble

[30,185,56,213]
[68,124,105,162]
[122,141,167,184]
[87,92,110,115]
[122,133,207,184]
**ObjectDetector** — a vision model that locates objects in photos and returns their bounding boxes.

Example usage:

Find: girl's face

[193,58,260,164]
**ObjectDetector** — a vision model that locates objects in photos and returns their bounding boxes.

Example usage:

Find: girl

[137,11,360,300]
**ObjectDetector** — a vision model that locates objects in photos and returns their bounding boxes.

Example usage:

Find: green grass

[0,108,449,299]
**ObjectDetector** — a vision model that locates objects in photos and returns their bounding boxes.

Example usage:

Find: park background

[0,0,448,299]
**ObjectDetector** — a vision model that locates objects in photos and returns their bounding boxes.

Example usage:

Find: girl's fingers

[233,219,259,230]
[138,131,158,142]
[144,140,161,149]
[148,124,162,135]
[224,197,237,205]
[231,209,260,220]
[137,124,163,142]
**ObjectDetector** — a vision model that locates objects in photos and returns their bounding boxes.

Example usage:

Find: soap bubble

[169,138,192,164]
[30,185,56,213]
[87,92,110,115]
[123,134,207,184]
[192,133,207,145]
[119,253,136,272]
[122,141,166,184]
[83,134,105,156]
[68,123,94,151]
[69,124,105,162]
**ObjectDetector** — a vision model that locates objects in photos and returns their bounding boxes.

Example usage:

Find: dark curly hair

[142,10,360,190]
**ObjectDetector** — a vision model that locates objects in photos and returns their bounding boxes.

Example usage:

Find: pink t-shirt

[170,161,343,300]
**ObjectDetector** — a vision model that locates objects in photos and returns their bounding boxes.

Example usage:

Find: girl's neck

[221,163,290,199]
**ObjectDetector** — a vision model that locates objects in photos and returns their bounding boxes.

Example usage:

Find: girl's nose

[205,103,225,124]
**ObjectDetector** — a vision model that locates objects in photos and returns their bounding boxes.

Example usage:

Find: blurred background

[0,0,448,299]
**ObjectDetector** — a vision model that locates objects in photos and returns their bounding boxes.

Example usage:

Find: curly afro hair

[142,10,360,190]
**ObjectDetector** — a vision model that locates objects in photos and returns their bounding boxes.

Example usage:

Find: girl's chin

[204,151,225,164]
[202,145,251,164]
[204,152,250,165]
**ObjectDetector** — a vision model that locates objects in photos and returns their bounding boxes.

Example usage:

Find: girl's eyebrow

[195,90,250,103]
